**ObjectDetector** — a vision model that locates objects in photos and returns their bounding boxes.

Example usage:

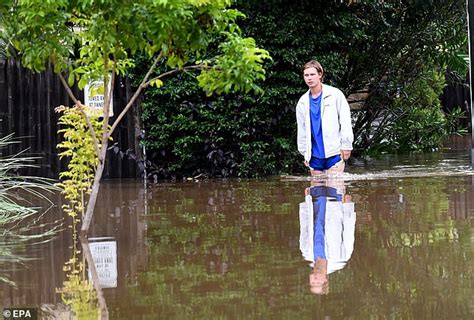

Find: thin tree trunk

[81,142,109,235]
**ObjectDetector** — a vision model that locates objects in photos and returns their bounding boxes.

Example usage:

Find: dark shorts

[309,154,342,171]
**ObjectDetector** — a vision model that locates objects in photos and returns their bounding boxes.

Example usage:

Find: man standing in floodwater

[296,60,354,175]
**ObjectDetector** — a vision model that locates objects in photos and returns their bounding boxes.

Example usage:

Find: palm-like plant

[1,24,7,59]
[0,134,60,285]
[0,37,6,59]
[0,22,16,60]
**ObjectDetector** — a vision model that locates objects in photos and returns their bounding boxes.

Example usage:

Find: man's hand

[304,160,309,167]
[341,150,351,161]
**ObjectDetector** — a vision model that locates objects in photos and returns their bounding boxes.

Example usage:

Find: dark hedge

[132,0,467,179]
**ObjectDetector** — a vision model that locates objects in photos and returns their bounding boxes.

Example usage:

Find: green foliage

[197,35,271,95]
[3,1,467,179]
[345,0,468,151]
[2,0,270,93]
[0,134,57,220]
[56,106,104,219]
[139,68,300,178]
[2,0,271,188]
[369,68,467,154]
[137,0,467,178]
[0,34,8,59]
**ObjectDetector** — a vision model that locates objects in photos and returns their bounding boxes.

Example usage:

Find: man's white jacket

[296,84,354,162]
[299,194,356,274]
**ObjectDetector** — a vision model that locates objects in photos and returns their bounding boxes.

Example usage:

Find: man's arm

[337,91,354,159]
[296,101,307,159]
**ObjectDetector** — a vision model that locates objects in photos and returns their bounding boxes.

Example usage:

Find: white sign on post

[88,240,118,288]
[84,80,114,117]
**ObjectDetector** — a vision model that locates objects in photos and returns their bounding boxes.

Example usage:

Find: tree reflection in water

[2,173,472,318]
[121,176,472,319]
[55,236,100,319]
[53,233,109,319]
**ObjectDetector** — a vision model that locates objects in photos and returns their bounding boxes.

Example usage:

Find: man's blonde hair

[303,60,324,79]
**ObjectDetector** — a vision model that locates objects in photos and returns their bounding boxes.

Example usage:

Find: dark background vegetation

[131,0,468,179]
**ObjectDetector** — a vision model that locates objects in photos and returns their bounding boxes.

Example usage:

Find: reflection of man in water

[299,180,356,295]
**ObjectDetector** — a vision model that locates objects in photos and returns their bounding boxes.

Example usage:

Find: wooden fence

[1,59,471,179]
[0,59,142,179]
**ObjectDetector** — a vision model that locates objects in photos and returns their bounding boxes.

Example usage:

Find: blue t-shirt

[309,93,325,158]
[313,194,327,259]
[311,186,343,260]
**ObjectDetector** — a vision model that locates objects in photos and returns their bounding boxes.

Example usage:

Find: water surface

[1,150,473,319]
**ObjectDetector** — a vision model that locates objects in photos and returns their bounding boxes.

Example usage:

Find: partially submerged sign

[84,80,114,117]
[88,240,117,288]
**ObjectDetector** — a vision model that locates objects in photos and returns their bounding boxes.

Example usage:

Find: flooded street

[1,150,473,319]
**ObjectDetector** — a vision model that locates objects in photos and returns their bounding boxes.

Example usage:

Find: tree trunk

[80,140,109,235]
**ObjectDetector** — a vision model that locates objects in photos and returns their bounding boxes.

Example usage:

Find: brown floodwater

[1,149,473,319]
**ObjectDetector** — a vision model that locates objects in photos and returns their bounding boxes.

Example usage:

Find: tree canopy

[1,0,270,94]
[0,0,271,232]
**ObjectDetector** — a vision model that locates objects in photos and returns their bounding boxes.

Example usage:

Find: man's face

[309,272,329,295]
[303,67,322,89]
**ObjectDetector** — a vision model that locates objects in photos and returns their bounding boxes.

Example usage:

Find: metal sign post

[469,0,474,166]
